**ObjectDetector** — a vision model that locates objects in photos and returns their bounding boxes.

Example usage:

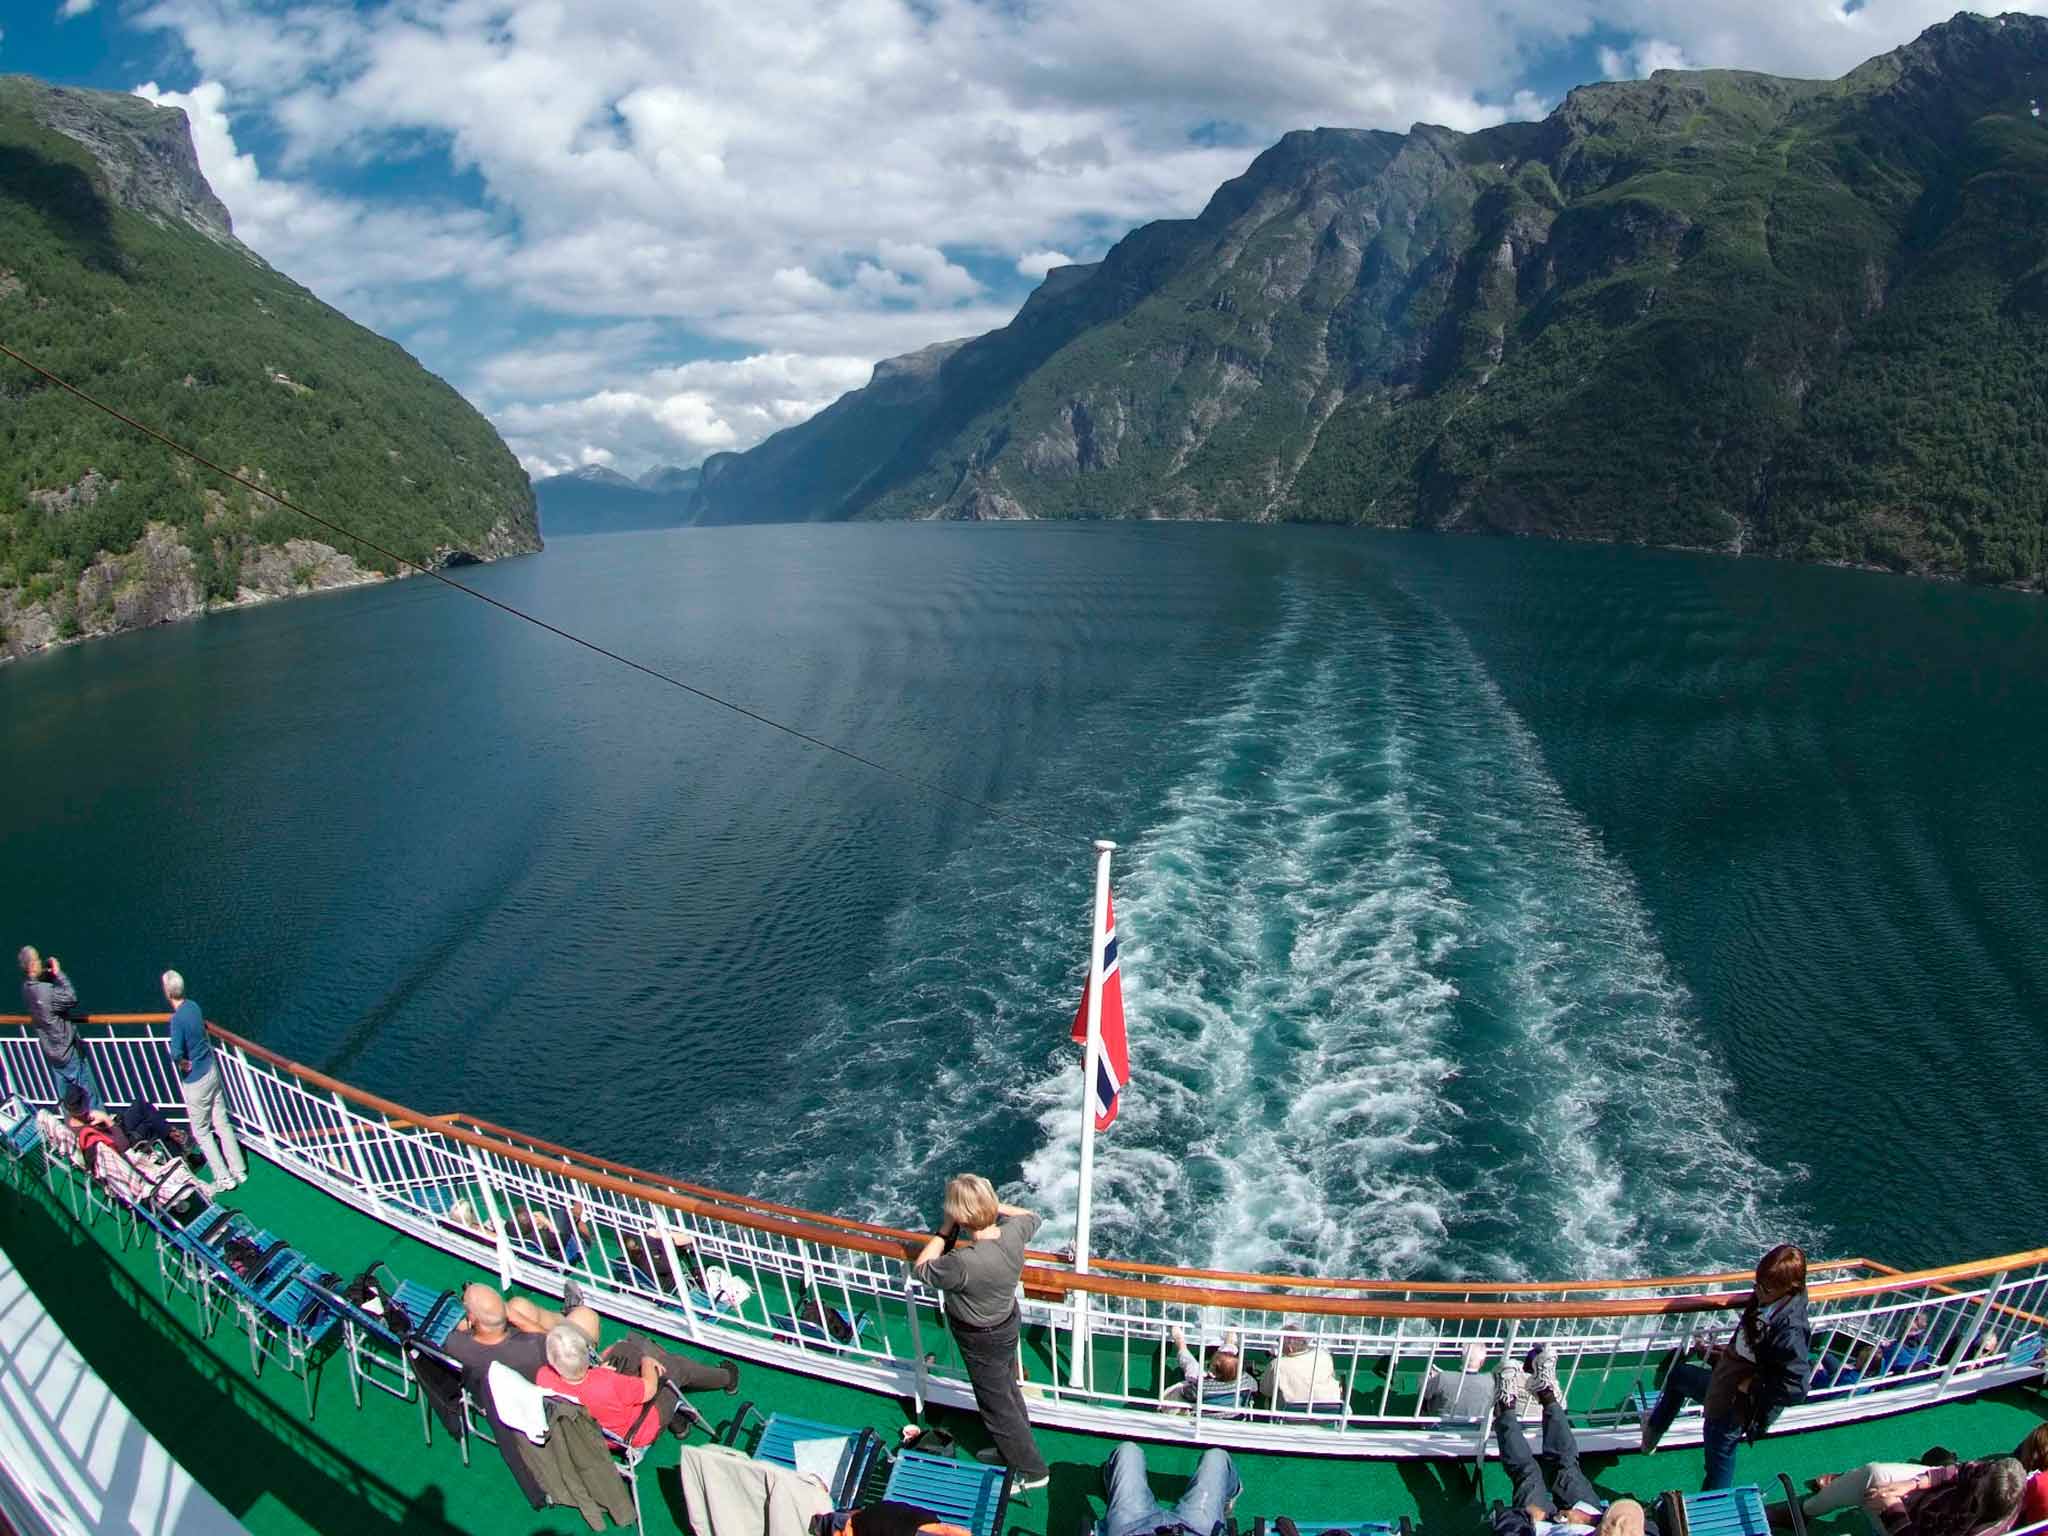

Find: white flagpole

[1069,836,1115,1389]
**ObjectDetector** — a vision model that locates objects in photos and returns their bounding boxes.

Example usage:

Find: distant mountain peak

[638,463,702,494]
[553,463,644,490]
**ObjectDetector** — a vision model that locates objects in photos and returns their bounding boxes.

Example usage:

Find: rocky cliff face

[0,76,540,662]
[692,12,2048,589]
[18,78,235,243]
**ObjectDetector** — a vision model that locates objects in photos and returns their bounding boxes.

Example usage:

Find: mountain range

[0,75,538,661]
[532,462,700,535]
[691,12,2048,590]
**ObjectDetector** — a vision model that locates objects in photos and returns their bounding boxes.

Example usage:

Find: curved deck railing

[4,1016,2044,1458]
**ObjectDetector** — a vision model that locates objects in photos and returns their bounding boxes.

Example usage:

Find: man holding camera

[19,945,102,1113]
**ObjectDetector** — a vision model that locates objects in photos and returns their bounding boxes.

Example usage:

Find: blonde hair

[1597,1501,1645,1536]
[943,1174,999,1231]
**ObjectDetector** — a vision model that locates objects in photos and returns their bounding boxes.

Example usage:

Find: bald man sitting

[443,1283,603,1385]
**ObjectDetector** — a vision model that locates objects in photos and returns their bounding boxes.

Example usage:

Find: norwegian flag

[1070,890,1129,1131]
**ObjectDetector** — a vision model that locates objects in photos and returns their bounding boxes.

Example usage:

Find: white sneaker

[1528,1343,1562,1405]
[1494,1357,1527,1412]
[1010,1473,1049,1496]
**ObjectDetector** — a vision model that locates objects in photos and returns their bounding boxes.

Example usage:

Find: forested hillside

[0,76,538,659]
[693,12,2048,590]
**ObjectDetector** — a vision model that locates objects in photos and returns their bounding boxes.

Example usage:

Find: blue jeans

[1643,1360,1743,1490]
[1103,1442,1240,1536]
[50,1051,103,1114]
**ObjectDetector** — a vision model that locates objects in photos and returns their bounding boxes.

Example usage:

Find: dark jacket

[510,1399,635,1531]
[22,970,80,1063]
[1707,1291,1812,1438]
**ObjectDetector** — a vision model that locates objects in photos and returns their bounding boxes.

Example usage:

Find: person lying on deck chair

[1100,1440,1241,1536]
[445,1283,603,1386]
[536,1321,737,1447]
[1490,1345,1659,1536]
[1863,1458,2027,1536]
[49,1097,204,1212]
[59,1083,187,1163]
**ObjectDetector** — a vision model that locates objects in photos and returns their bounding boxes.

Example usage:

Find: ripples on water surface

[3,524,2044,1280]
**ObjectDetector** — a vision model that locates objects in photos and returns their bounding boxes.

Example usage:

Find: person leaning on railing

[1640,1243,1811,1491]
[911,1173,1051,1496]
[18,945,103,1113]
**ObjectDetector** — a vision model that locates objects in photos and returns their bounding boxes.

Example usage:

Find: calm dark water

[2,524,2043,1280]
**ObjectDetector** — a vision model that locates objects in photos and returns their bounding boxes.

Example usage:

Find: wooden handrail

[5,1015,2040,1321]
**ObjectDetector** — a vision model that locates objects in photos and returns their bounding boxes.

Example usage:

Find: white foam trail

[732,573,1811,1282]
[1019,608,1474,1276]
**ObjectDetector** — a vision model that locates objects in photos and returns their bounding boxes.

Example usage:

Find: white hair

[544,1323,592,1381]
[161,970,185,1001]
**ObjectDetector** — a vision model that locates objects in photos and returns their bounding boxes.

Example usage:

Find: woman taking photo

[1642,1243,1811,1489]
[912,1174,1051,1495]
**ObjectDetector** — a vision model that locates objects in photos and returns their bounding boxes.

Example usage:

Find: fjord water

[4,524,2044,1281]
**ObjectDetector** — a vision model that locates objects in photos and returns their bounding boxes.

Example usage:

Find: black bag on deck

[799,1296,854,1343]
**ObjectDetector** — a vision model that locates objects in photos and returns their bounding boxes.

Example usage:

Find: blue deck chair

[884,1449,1010,1536]
[156,1203,248,1318]
[1195,1376,1260,1420]
[770,1295,873,1352]
[229,1250,345,1417]
[0,1098,50,1194]
[1658,1484,1774,1536]
[320,1262,461,1412]
[725,1402,883,1504]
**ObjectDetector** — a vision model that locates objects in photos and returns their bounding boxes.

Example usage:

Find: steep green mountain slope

[693,12,2048,589]
[0,76,539,659]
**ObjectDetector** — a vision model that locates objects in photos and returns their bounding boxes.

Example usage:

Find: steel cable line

[0,340,1062,836]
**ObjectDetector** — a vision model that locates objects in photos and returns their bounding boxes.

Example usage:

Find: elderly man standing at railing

[164,969,247,1192]
[19,945,101,1113]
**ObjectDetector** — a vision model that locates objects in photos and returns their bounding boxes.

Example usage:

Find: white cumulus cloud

[123,0,2048,475]
[1016,250,1075,279]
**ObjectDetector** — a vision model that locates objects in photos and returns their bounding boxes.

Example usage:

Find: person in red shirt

[535,1323,737,1448]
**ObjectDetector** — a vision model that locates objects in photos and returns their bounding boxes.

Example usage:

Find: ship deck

[4,1146,2045,1536]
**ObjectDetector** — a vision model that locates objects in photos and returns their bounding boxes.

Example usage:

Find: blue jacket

[167,998,215,1084]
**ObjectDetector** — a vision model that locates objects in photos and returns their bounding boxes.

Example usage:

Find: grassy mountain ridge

[0,75,538,658]
[694,12,2048,588]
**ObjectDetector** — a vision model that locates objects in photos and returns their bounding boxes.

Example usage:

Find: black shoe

[562,1279,586,1312]
[718,1359,740,1395]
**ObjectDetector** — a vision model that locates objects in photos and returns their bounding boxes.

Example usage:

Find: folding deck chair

[227,1246,346,1417]
[884,1449,1011,1536]
[0,1098,48,1193]
[769,1289,874,1352]
[315,1262,462,1415]
[155,1202,245,1316]
[1657,1484,1776,1536]
[725,1402,884,1504]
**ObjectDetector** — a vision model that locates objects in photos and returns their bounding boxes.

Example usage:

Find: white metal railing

[4,1020,2045,1458]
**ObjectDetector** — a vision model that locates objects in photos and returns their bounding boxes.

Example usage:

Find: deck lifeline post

[1068,837,1116,1390]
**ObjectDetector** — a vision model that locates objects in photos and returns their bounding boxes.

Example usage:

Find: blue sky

[4,0,2033,479]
